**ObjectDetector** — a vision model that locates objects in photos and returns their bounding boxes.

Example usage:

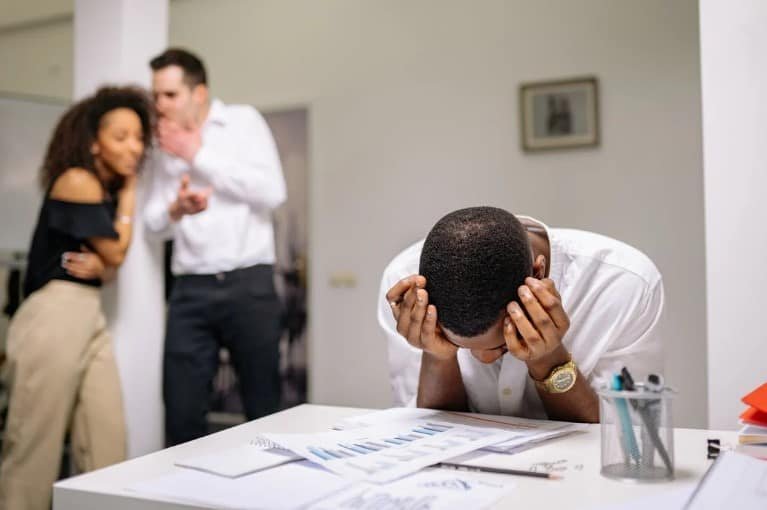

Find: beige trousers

[0,280,126,510]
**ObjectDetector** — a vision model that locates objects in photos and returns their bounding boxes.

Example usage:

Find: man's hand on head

[157,117,202,163]
[386,275,458,361]
[503,277,572,380]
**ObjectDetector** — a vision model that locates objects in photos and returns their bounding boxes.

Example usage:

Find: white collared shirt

[377,216,664,418]
[144,99,286,274]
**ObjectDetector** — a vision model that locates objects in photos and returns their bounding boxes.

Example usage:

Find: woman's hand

[62,246,107,280]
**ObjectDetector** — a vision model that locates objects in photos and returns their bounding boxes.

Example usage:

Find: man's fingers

[525,277,569,330]
[395,285,415,337]
[503,314,530,360]
[508,301,545,358]
[518,285,558,343]
[386,274,426,303]
[386,276,418,308]
[387,276,427,338]
[386,278,413,321]
[190,193,209,210]
[406,289,428,348]
[421,304,438,343]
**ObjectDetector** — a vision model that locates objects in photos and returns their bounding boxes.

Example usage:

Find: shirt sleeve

[582,275,665,390]
[377,245,424,407]
[192,107,286,211]
[47,200,118,240]
[143,154,177,238]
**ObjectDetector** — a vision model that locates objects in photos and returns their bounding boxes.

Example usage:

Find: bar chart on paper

[263,419,515,483]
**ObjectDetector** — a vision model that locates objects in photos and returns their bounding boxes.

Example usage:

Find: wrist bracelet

[118,215,132,225]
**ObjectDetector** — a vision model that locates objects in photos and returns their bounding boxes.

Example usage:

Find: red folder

[742,382,767,413]
[740,407,767,427]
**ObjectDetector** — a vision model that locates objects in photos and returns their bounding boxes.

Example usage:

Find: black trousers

[163,264,282,446]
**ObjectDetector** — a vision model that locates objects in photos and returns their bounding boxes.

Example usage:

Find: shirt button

[502,387,512,397]
[216,273,225,282]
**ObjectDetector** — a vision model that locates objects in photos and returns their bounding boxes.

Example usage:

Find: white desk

[53,404,735,510]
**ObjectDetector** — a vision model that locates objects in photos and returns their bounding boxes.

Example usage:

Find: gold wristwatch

[532,357,578,394]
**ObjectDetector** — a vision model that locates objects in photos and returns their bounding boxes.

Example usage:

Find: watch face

[551,369,576,392]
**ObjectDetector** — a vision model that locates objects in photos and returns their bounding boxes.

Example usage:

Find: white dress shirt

[144,99,286,275]
[377,216,664,418]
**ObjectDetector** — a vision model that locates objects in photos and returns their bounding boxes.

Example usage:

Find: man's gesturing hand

[169,174,211,221]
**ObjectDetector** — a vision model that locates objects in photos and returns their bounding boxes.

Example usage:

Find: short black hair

[150,48,207,88]
[419,207,533,337]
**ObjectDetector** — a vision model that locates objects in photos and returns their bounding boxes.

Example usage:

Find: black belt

[175,264,272,283]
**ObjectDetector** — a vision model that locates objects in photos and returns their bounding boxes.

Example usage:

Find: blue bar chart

[264,418,516,483]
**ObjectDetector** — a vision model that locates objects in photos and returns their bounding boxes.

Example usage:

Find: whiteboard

[0,95,68,253]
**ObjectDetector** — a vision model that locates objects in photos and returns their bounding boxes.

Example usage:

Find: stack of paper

[334,407,587,455]
[130,461,514,510]
[738,382,767,459]
[128,407,581,509]
[262,411,518,483]
[174,445,300,477]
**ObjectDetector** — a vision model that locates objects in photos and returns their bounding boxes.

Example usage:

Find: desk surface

[53,404,735,510]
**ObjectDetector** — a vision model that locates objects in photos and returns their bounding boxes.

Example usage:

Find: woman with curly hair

[0,86,153,510]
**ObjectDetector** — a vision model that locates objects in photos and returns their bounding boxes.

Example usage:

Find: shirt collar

[205,98,227,126]
[516,215,564,286]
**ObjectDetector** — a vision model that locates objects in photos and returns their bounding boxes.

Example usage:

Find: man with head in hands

[378,207,663,422]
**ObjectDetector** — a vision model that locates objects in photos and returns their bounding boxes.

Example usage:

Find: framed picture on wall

[519,76,599,152]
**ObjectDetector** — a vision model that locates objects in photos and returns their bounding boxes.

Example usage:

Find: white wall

[0,0,708,426]
[700,0,767,430]
[0,14,72,98]
[169,0,706,426]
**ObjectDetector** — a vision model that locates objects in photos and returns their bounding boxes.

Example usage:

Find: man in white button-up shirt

[144,49,286,445]
[378,207,663,422]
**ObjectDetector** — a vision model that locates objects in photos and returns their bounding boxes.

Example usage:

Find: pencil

[435,462,563,480]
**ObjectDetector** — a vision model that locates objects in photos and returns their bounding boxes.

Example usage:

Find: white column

[700,0,767,429]
[73,0,168,456]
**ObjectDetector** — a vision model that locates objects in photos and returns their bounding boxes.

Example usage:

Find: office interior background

[0,0,765,459]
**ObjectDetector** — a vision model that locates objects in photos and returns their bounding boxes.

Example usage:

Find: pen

[613,374,641,465]
[621,368,673,474]
[435,462,563,480]
[641,373,664,467]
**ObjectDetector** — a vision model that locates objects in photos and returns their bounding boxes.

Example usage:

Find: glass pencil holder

[598,386,676,482]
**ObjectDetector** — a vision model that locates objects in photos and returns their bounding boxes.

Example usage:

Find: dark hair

[419,207,533,337]
[150,48,207,88]
[40,86,153,190]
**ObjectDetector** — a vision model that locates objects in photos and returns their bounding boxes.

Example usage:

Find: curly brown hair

[40,86,154,191]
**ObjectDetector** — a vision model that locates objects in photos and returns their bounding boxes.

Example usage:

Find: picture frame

[519,76,599,152]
